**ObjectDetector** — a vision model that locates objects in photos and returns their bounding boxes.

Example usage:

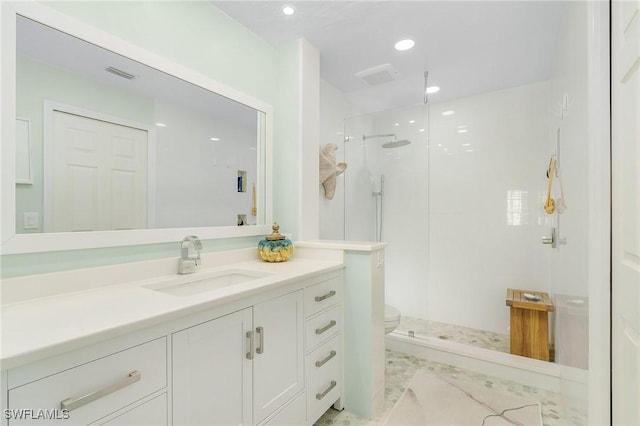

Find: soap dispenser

[258,223,293,262]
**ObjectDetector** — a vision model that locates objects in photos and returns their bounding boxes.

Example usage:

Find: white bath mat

[384,372,542,426]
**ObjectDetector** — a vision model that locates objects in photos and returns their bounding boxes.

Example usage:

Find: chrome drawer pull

[256,326,264,354]
[315,290,336,302]
[315,320,337,335]
[316,380,337,400]
[61,370,141,411]
[246,331,254,360]
[315,350,337,368]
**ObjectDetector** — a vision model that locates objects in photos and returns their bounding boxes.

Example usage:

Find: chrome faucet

[179,236,202,274]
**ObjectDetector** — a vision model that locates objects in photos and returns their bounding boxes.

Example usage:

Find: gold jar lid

[265,223,286,241]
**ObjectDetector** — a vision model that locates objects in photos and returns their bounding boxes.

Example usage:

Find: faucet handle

[188,235,203,250]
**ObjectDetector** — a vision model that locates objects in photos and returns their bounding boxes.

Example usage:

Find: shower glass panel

[343,105,430,322]
[340,83,555,354]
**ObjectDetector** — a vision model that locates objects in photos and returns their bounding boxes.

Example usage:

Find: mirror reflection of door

[48,110,148,232]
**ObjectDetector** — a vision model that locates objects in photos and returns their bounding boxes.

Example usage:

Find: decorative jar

[258,223,293,262]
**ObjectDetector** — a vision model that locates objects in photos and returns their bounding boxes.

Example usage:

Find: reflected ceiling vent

[354,63,398,86]
[105,66,135,80]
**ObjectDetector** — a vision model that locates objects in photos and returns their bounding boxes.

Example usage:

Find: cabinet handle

[315,380,337,400]
[315,320,337,335]
[315,350,337,368]
[256,326,264,355]
[60,370,141,411]
[246,331,254,360]
[314,290,336,302]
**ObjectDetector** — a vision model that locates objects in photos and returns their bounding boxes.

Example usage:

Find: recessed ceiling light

[441,110,455,116]
[461,143,471,146]
[155,123,167,127]
[210,137,220,141]
[426,86,440,94]
[394,39,415,51]
[457,129,468,134]
[282,5,295,16]
[419,128,425,132]
[394,122,400,126]
[409,120,415,124]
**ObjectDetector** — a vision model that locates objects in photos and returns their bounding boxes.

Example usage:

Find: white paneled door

[48,110,148,232]
[612,0,640,425]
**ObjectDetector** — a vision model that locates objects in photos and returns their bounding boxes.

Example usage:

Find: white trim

[42,101,156,233]
[15,117,32,185]
[586,1,611,425]
[1,2,274,254]
[1,3,17,246]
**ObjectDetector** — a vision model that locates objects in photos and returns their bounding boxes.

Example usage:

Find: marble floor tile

[394,316,511,354]
[314,350,574,426]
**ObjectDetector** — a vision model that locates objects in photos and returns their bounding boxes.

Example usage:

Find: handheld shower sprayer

[424,71,429,104]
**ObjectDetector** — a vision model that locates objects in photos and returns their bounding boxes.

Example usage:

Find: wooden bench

[506,288,554,361]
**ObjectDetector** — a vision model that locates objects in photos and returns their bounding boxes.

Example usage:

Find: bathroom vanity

[0,249,345,425]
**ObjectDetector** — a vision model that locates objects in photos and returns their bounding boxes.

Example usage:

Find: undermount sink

[145,269,271,297]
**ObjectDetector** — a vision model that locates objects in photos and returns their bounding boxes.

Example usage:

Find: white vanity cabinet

[5,338,168,426]
[2,267,344,426]
[172,290,304,426]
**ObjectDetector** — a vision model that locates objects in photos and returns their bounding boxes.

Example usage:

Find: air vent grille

[105,66,135,80]
[354,64,398,86]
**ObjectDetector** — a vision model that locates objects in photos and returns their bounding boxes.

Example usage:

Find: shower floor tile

[314,350,576,426]
[394,316,511,353]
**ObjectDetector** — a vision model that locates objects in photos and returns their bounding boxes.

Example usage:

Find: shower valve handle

[542,228,557,248]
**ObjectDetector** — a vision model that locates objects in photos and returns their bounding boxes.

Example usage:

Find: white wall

[153,100,258,228]
[428,82,551,334]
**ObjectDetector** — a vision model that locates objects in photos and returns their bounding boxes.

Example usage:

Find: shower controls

[542,228,557,248]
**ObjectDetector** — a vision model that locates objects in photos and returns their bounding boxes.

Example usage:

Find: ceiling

[211,1,566,112]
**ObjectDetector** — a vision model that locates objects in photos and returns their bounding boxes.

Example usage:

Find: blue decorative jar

[258,223,293,262]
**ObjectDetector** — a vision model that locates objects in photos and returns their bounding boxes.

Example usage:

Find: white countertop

[295,240,386,251]
[1,252,343,370]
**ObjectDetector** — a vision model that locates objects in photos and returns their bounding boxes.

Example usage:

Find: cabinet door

[252,291,304,424]
[172,308,253,426]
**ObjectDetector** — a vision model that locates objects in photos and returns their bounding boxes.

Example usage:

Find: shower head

[383,139,411,148]
[362,133,411,148]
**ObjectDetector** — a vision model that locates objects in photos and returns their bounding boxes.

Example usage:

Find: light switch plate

[24,212,39,229]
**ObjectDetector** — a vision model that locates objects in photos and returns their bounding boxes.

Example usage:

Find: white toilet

[385,304,401,334]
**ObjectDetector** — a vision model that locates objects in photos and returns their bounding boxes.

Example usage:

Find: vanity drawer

[306,334,341,391]
[304,276,341,318]
[305,336,341,423]
[8,338,167,425]
[305,305,341,352]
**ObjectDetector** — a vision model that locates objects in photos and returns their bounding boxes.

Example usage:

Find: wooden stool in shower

[506,289,555,361]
